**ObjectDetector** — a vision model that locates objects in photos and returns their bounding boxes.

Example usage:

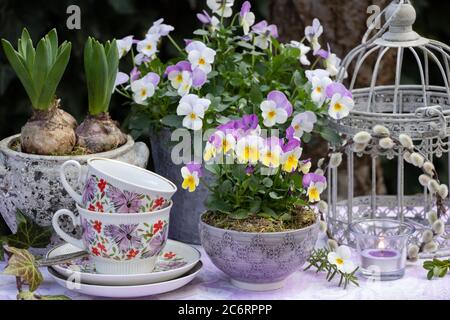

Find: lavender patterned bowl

[199,213,319,291]
[52,203,171,275]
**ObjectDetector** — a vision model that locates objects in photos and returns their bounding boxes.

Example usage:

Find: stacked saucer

[47,240,202,298]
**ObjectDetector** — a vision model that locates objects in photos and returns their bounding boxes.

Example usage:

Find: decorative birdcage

[327,0,450,258]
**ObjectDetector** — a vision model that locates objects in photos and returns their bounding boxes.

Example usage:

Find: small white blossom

[419,174,431,187]
[438,184,449,199]
[117,36,133,58]
[329,153,343,168]
[315,168,324,176]
[373,125,390,137]
[379,137,395,149]
[327,246,356,273]
[423,162,435,177]
[423,241,438,253]
[328,239,339,251]
[399,134,414,149]
[176,94,211,131]
[318,200,328,214]
[403,151,412,164]
[410,152,425,168]
[408,245,420,261]
[353,131,371,144]
[207,0,234,18]
[422,229,434,243]
[353,143,367,153]
[288,41,311,65]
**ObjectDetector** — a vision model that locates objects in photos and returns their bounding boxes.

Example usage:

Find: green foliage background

[0,0,449,234]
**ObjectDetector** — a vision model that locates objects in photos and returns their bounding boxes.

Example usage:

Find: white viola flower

[147,18,174,38]
[211,131,236,154]
[288,41,311,66]
[207,0,234,18]
[410,152,425,168]
[176,94,211,131]
[260,100,288,127]
[299,160,312,174]
[210,16,220,32]
[130,73,160,104]
[379,137,395,149]
[236,135,262,165]
[305,18,323,53]
[373,125,390,137]
[353,131,371,144]
[239,1,255,35]
[168,70,192,96]
[324,52,342,77]
[117,36,133,59]
[260,144,282,168]
[439,184,449,199]
[307,181,326,203]
[423,162,435,177]
[181,166,200,193]
[290,111,317,138]
[329,153,343,168]
[328,93,354,119]
[136,34,159,57]
[305,69,330,82]
[399,134,414,149]
[311,76,332,105]
[186,41,216,74]
[327,245,356,273]
[252,20,278,50]
[281,143,303,173]
[203,142,217,162]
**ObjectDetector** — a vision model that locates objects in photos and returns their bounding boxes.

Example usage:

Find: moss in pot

[2,29,76,155]
[76,37,127,154]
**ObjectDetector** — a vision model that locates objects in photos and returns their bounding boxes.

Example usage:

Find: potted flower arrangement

[0,30,149,232]
[117,1,352,244]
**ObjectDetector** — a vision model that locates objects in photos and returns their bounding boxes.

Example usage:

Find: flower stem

[167,35,184,55]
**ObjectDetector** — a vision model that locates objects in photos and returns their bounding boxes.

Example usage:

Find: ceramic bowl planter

[0,134,149,234]
[199,213,320,291]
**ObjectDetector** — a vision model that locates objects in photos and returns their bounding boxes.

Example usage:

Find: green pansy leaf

[160,114,183,128]
[269,192,283,200]
[193,29,209,36]
[229,209,250,220]
[3,247,43,292]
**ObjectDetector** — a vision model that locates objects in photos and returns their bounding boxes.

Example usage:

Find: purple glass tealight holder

[349,219,415,281]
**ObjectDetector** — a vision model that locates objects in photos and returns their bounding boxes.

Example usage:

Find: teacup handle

[52,209,85,250]
[60,160,83,205]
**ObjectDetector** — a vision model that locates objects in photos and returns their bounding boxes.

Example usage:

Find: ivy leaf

[17,291,71,300]
[3,247,43,292]
[5,210,52,249]
[40,295,71,300]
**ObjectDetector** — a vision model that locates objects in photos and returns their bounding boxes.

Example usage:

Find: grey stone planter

[199,213,320,291]
[0,134,149,234]
[150,127,213,244]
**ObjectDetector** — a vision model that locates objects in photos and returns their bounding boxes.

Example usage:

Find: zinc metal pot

[149,127,213,244]
[199,213,320,291]
[0,134,150,234]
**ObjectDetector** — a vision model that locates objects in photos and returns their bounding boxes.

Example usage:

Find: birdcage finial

[382,0,420,42]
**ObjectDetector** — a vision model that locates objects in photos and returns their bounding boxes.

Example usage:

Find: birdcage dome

[331,0,450,147]
[326,0,450,258]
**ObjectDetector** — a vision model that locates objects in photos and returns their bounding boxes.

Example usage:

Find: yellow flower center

[294,124,300,130]
[189,113,197,120]
[333,103,344,112]
[336,258,344,265]
[146,44,153,51]
[283,155,298,172]
[140,89,147,97]
[199,58,206,65]
[268,110,276,119]
[176,74,183,83]
[182,175,196,192]
[308,186,320,202]
[315,87,322,93]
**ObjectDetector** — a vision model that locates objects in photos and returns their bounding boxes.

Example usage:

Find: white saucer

[47,240,200,286]
[48,261,202,298]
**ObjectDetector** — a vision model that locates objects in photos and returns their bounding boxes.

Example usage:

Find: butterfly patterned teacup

[52,202,171,274]
[60,158,177,213]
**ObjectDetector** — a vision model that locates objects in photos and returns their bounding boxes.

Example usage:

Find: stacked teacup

[53,158,177,275]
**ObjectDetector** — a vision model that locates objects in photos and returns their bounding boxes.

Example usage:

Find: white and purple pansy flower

[288,111,317,139]
[252,20,279,50]
[147,18,174,38]
[207,0,234,18]
[303,173,327,202]
[115,72,130,89]
[117,35,133,58]
[308,71,333,106]
[130,67,141,82]
[186,41,216,74]
[239,1,255,35]
[305,18,323,53]
[197,10,220,32]
[326,83,354,119]
[288,40,311,66]
[260,136,283,168]
[181,162,203,192]
[130,72,160,104]
[260,91,292,128]
[176,94,211,130]
[281,138,303,173]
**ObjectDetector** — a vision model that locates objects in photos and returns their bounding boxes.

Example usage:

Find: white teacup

[60,157,177,213]
[52,202,172,275]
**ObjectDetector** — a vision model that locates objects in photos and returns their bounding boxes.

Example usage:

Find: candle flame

[378,237,386,250]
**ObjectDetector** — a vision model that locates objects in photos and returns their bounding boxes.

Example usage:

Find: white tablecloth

[0,245,449,300]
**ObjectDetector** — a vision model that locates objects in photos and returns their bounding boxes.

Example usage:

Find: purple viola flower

[82,176,96,204]
[197,10,212,24]
[267,91,293,117]
[164,60,191,76]
[326,82,353,99]
[106,185,143,213]
[143,72,160,87]
[134,53,151,66]
[130,67,141,82]
[186,162,203,178]
[240,1,251,17]
[184,39,193,46]
[315,48,329,59]
[286,126,296,141]
[115,72,129,88]
[302,173,327,188]
[147,18,174,38]
[192,68,207,88]
[252,20,278,38]
[240,114,259,131]
[104,224,142,253]
[245,166,255,175]
[81,218,95,243]
[217,119,240,133]
[282,137,301,153]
